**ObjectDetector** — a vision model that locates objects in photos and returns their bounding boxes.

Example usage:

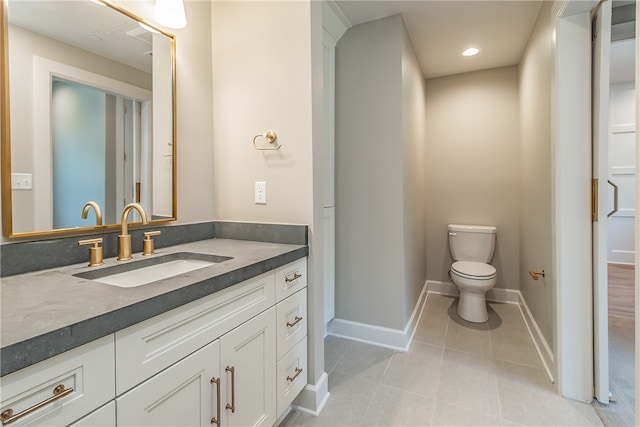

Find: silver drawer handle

[285,272,302,283]
[286,367,303,382]
[1,384,73,425]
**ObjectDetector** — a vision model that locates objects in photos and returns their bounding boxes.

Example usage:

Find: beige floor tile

[498,377,603,426]
[291,371,379,426]
[424,294,456,317]
[492,359,553,392]
[444,316,492,357]
[333,341,394,383]
[381,342,443,398]
[413,313,448,347]
[437,349,501,416]
[487,302,527,330]
[490,325,541,368]
[325,335,351,373]
[291,295,603,427]
[362,384,435,426]
[431,400,506,426]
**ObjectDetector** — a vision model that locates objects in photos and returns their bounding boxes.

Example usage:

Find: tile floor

[281,293,604,426]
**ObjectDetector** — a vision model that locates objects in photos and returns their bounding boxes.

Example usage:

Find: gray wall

[335,15,427,330]
[424,66,521,291]
[518,2,555,350]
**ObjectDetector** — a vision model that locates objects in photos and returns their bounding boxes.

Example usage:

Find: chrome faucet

[118,203,149,261]
[81,201,103,226]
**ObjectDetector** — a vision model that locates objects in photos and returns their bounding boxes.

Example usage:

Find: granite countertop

[1,238,308,377]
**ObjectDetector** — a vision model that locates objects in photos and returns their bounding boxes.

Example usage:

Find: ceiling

[334,0,636,82]
[334,1,544,79]
[7,0,155,73]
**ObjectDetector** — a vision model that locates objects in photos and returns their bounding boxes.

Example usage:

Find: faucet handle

[78,238,104,267]
[142,231,161,256]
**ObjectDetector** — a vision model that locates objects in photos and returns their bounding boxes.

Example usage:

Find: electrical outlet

[255,181,267,204]
[11,173,32,190]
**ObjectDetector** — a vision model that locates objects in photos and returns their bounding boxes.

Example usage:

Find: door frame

[554,0,639,417]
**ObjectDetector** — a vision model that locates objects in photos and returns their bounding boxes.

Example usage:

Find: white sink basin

[94,259,215,288]
[73,252,232,288]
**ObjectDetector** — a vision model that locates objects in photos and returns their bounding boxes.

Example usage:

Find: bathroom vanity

[0,237,308,426]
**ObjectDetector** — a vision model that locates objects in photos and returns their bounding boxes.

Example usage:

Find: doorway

[592,1,636,424]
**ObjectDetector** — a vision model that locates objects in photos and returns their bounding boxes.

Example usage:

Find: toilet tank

[448,224,497,263]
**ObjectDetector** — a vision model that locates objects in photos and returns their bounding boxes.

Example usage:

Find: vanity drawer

[275,258,307,302]
[276,288,307,359]
[0,336,115,427]
[276,336,307,416]
[115,270,275,395]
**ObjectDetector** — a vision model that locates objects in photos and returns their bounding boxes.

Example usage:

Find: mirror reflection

[2,0,176,237]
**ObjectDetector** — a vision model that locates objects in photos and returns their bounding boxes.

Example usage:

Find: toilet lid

[451,261,496,279]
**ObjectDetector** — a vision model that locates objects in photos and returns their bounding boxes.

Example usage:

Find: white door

[220,308,276,427]
[608,83,636,265]
[116,339,220,426]
[592,0,612,404]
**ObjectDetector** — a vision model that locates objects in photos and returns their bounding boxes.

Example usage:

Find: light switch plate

[255,181,267,204]
[11,173,32,190]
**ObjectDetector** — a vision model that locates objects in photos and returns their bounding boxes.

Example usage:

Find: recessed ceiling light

[462,47,480,57]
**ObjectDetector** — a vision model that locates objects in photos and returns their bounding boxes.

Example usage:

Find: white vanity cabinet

[1,257,307,427]
[0,336,115,427]
[115,257,307,427]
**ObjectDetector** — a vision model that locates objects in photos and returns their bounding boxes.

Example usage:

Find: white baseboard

[326,282,428,352]
[426,280,555,383]
[292,372,330,417]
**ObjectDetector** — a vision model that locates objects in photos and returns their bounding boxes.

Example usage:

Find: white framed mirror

[1,0,177,238]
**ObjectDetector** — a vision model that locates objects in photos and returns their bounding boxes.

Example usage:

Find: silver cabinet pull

[607,180,619,218]
[1,384,73,425]
[287,367,303,382]
[210,377,221,426]
[286,316,303,328]
[225,366,236,413]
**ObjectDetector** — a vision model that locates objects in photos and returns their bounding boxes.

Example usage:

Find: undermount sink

[74,252,232,288]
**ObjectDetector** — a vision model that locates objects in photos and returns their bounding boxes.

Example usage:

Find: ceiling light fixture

[155,0,187,29]
[462,47,480,57]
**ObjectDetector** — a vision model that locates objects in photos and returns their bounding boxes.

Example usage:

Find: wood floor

[608,263,635,318]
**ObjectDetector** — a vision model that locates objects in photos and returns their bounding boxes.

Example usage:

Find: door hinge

[592,178,598,221]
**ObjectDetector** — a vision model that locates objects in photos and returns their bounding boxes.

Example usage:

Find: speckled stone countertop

[1,238,308,377]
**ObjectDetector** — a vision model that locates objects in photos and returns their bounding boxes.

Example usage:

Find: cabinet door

[220,308,276,427]
[117,340,220,426]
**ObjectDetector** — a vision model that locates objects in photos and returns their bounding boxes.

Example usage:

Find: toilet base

[457,291,489,323]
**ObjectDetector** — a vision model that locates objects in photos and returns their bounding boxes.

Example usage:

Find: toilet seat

[451,261,496,280]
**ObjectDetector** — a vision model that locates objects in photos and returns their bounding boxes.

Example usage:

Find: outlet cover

[255,181,267,204]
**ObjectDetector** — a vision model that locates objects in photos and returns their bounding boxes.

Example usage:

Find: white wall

[401,24,428,318]
[424,66,520,291]
[210,0,326,412]
[334,14,427,332]
[519,1,555,358]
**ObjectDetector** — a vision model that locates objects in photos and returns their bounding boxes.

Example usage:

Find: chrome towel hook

[253,131,281,151]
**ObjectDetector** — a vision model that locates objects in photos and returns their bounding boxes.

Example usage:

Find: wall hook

[253,131,281,151]
[529,270,545,280]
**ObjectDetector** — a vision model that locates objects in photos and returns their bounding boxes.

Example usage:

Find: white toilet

[448,224,497,323]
